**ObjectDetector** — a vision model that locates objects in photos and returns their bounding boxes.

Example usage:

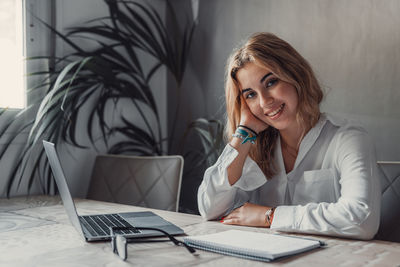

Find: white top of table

[1,195,399,266]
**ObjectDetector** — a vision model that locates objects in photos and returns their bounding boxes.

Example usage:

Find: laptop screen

[43,140,85,239]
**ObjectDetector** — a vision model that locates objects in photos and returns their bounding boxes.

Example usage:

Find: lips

[266,103,285,117]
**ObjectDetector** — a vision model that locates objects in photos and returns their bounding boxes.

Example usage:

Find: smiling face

[236,62,300,133]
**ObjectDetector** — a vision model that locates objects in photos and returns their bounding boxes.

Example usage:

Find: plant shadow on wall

[0,0,223,213]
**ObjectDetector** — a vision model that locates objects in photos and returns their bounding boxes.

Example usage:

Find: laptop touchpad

[120,212,167,227]
[126,216,165,227]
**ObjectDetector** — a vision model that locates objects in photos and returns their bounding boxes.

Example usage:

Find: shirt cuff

[213,144,239,190]
[214,144,267,191]
[270,205,301,230]
[218,144,239,169]
[233,150,267,191]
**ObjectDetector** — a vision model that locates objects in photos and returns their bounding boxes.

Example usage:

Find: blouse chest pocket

[292,169,337,205]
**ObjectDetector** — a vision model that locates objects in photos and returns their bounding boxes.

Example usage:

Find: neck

[280,123,305,151]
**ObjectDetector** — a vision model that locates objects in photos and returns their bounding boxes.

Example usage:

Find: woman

[197,32,381,240]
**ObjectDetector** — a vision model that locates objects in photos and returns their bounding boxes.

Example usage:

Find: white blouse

[197,113,381,240]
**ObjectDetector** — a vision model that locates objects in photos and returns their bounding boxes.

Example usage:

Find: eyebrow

[260,72,273,83]
[241,72,274,94]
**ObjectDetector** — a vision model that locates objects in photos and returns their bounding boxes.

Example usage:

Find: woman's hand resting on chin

[239,97,269,134]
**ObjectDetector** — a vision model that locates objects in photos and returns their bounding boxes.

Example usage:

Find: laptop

[43,140,184,242]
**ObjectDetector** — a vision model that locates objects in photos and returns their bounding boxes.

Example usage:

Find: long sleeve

[197,144,267,220]
[271,126,381,240]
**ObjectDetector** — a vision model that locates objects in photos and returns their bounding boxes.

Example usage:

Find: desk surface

[1,196,399,267]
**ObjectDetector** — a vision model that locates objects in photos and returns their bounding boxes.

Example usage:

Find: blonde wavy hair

[225,32,323,178]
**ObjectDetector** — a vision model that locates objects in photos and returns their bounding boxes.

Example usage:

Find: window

[0,0,25,109]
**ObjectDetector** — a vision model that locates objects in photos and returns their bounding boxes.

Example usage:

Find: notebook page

[184,230,321,259]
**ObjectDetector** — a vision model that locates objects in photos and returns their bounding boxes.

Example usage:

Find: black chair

[86,155,184,212]
[375,162,400,242]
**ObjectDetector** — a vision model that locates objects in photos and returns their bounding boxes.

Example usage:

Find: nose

[259,91,274,108]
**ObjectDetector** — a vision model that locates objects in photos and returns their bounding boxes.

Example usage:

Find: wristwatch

[265,207,275,226]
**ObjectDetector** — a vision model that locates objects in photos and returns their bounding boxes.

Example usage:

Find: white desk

[1,195,399,266]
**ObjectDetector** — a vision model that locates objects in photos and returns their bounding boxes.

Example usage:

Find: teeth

[267,104,284,117]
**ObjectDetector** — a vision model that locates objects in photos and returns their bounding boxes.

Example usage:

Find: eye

[245,91,256,99]
[265,78,279,88]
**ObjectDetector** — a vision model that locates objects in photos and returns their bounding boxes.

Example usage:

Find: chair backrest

[86,154,184,212]
[375,161,400,242]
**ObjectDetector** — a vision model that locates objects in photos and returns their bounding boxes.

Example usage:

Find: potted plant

[179,117,225,213]
[1,0,197,198]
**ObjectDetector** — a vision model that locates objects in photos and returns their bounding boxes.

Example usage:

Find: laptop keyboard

[79,214,141,237]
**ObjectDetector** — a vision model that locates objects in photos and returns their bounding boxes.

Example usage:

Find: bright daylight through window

[0,0,24,109]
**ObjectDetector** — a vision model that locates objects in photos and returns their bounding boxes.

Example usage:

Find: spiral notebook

[183,230,324,262]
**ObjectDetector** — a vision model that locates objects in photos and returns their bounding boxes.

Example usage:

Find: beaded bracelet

[238,125,258,137]
[232,128,257,144]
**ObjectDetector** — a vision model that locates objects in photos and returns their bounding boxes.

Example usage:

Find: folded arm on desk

[197,144,266,220]
[272,129,381,240]
[198,129,380,240]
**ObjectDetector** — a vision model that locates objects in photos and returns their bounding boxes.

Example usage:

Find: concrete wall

[182,0,400,161]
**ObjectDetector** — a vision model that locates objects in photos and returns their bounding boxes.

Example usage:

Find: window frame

[0,0,53,141]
